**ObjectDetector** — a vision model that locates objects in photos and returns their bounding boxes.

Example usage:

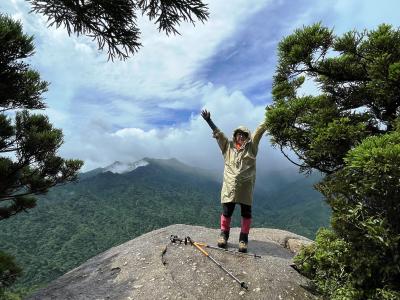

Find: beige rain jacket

[213,123,267,206]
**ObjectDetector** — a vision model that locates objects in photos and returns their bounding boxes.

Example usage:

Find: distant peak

[103,159,149,174]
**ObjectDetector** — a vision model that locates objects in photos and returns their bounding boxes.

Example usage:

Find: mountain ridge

[0,156,329,296]
[80,157,220,182]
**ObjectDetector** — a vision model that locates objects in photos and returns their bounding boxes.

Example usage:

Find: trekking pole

[170,235,260,258]
[197,242,261,258]
[186,236,248,290]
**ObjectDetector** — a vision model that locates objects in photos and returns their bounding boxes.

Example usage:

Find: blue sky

[1,0,400,172]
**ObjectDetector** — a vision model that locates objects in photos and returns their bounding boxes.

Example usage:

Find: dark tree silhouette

[27,0,209,60]
[0,14,83,220]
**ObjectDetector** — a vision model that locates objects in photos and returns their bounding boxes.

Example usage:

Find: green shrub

[295,129,400,299]
[0,251,22,299]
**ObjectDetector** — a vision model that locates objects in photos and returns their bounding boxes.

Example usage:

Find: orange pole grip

[193,242,209,256]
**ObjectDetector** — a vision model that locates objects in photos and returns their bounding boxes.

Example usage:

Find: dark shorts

[222,202,252,219]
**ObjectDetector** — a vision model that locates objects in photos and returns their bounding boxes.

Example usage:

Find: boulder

[28,224,317,300]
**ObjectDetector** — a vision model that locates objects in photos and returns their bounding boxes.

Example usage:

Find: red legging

[221,203,252,234]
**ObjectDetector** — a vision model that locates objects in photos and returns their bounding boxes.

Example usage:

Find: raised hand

[201,109,211,121]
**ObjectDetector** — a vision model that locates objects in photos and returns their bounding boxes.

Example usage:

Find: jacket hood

[232,126,251,140]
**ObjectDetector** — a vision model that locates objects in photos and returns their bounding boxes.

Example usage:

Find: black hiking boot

[217,230,229,248]
[238,232,248,253]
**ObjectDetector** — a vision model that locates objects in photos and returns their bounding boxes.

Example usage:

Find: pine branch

[27,0,209,60]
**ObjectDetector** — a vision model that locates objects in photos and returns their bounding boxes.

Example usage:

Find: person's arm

[251,122,268,155]
[201,109,228,154]
[201,109,217,131]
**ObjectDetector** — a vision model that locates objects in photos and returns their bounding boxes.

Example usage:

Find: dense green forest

[0,158,329,296]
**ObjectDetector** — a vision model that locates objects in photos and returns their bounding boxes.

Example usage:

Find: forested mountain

[0,157,329,294]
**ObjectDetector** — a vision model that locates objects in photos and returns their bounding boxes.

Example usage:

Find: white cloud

[3,0,273,105]
[3,0,400,175]
[60,86,287,173]
[1,0,275,154]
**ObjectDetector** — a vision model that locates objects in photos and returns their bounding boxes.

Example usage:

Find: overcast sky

[2,0,400,172]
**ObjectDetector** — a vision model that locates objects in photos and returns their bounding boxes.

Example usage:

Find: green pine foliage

[0,251,22,299]
[27,0,209,60]
[295,130,400,299]
[0,13,83,297]
[0,13,83,220]
[267,23,400,299]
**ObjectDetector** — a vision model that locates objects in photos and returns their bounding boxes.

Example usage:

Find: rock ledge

[28,224,317,300]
